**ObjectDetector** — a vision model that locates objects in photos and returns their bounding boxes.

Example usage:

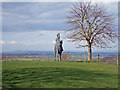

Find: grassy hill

[2,61,118,88]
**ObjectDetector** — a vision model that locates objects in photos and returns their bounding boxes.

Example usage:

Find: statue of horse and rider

[54,33,63,61]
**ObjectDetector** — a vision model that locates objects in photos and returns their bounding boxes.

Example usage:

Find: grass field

[2,61,118,88]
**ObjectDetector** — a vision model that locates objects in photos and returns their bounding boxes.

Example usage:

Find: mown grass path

[2,61,118,88]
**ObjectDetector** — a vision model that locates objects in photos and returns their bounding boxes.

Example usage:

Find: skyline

[1,2,118,52]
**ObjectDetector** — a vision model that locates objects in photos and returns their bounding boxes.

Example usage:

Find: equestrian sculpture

[54,33,63,61]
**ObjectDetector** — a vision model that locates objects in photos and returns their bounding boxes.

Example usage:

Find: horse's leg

[57,52,59,61]
[56,52,57,61]
[55,52,56,61]
[60,53,61,61]
[55,50,58,61]
[58,54,60,61]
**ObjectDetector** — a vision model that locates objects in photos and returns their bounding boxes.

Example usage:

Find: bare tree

[65,2,117,61]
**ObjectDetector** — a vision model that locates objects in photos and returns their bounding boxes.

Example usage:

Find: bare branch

[65,2,117,49]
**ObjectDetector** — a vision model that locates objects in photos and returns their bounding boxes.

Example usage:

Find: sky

[1,1,119,53]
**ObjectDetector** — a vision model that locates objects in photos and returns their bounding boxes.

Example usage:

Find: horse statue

[54,33,63,61]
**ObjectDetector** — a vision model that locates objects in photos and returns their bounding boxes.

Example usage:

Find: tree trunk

[88,44,92,62]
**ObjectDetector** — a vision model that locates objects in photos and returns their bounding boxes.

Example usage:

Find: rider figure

[56,33,60,42]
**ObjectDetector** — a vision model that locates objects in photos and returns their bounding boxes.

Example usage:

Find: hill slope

[2,61,118,88]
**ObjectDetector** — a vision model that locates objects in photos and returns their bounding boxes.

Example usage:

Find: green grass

[2,61,118,88]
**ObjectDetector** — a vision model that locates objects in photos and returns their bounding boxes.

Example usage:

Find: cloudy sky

[1,1,118,52]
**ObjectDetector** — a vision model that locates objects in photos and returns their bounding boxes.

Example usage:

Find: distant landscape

[2,50,118,56]
[1,50,118,65]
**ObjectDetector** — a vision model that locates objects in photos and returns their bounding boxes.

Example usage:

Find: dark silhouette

[54,33,63,61]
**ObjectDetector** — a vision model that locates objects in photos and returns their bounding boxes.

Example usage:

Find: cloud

[2,2,71,32]
[21,41,33,45]
[52,40,56,44]
[1,40,17,45]
[2,40,52,45]
[8,40,17,44]
[2,2,118,32]
[19,41,44,45]
[0,40,6,44]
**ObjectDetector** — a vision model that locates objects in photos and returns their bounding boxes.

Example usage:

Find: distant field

[2,61,118,88]
[3,56,98,61]
[3,55,117,64]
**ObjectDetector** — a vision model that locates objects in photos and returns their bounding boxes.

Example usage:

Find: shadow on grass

[2,67,118,88]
